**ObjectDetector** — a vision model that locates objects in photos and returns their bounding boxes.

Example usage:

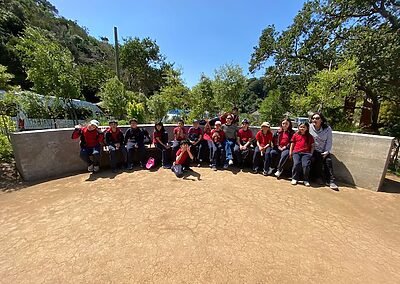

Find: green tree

[99,77,128,120]
[79,63,114,102]
[259,89,286,125]
[15,27,81,100]
[147,93,168,122]
[188,74,216,120]
[120,37,169,95]
[212,64,247,111]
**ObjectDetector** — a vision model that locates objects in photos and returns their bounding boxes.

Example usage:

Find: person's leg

[108,145,117,170]
[120,146,128,168]
[270,148,280,169]
[172,141,180,157]
[197,141,204,161]
[301,153,312,182]
[126,143,134,169]
[91,147,101,172]
[79,148,91,165]
[233,144,241,165]
[219,144,226,167]
[292,153,301,182]
[207,141,213,162]
[311,151,324,181]
[172,164,183,178]
[323,153,337,186]
[138,145,146,167]
[252,146,261,171]
[277,149,290,171]
[263,147,272,173]
[211,142,218,167]
[225,140,234,163]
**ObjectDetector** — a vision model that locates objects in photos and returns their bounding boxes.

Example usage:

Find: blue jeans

[252,146,272,172]
[80,146,101,166]
[211,142,225,167]
[270,148,290,171]
[225,139,235,162]
[108,145,127,170]
[292,152,312,181]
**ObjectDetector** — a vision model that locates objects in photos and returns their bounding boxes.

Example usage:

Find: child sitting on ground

[171,140,194,178]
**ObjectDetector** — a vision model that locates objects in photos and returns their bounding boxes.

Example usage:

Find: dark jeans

[292,152,312,181]
[233,144,251,166]
[211,142,225,167]
[270,148,290,171]
[311,151,336,183]
[205,140,213,162]
[156,143,171,167]
[127,142,146,167]
[190,141,203,161]
[80,146,101,166]
[172,140,181,158]
[108,145,127,170]
[252,146,272,171]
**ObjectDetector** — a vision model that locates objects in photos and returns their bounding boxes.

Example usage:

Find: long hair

[154,121,165,133]
[311,112,328,129]
[298,122,312,145]
[279,118,293,132]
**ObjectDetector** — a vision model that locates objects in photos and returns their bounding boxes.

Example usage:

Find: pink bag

[146,157,155,169]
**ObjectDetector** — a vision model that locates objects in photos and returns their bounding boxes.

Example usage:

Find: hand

[74,124,82,129]
[289,152,293,159]
[115,143,120,149]
[166,144,171,149]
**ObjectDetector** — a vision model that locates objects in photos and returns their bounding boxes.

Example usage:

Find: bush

[0,134,13,162]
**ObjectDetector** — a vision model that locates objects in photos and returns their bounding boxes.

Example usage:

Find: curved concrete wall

[10,124,394,191]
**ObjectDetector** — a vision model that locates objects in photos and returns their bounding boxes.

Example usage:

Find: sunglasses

[312,117,321,120]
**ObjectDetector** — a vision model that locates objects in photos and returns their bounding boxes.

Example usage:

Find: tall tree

[188,74,216,120]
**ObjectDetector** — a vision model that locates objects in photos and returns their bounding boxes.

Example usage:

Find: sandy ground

[1,167,400,283]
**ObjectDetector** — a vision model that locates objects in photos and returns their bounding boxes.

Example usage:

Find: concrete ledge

[10,125,394,191]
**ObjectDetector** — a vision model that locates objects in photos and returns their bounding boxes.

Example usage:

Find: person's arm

[187,146,194,160]
[156,137,168,148]
[323,127,333,156]
[124,129,129,145]
[176,148,186,163]
[289,143,294,158]
[71,127,81,139]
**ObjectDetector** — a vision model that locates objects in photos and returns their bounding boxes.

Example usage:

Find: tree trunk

[360,97,372,127]
[370,96,380,132]
[344,96,356,123]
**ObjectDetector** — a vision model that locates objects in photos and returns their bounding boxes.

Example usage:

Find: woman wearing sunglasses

[309,112,339,191]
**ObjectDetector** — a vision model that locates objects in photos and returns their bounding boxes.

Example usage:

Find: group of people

[71,110,339,191]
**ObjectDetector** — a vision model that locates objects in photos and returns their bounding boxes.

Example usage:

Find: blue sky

[51,0,306,87]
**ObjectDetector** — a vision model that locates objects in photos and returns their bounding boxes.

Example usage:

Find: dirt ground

[1,167,400,283]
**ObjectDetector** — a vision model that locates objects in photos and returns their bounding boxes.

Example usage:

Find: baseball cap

[242,119,249,124]
[89,120,99,127]
[108,119,118,125]
[215,121,222,125]
[193,119,199,123]
[261,122,271,128]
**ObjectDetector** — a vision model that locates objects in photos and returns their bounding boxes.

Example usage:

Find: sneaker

[87,164,94,172]
[127,164,133,170]
[212,166,217,171]
[329,182,339,191]
[199,159,203,163]
[223,164,229,169]
[267,167,274,175]
[304,181,310,187]
[291,179,297,185]
[274,170,282,178]
[263,171,268,176]
[228,159,234,166]
[252,169,258,174]
[93,166,100,172]
[163,165,172,169]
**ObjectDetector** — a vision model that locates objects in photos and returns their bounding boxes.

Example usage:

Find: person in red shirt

[188,119,203,166]
[234,119,253,168]
[104,120,127,172]
[271,118,295,178]
[202,120,214,163]
[252,122,273,175]
[289,122,315,186]
[171,140,194,178]
[210,121,226,171]
[71,119,104,173]
[153,121,171,169]
[172,119,187,158]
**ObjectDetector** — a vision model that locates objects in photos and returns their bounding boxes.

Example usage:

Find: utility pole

[114,26,121,80]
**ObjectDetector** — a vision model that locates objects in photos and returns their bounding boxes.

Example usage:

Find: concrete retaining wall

[10,125,394,191]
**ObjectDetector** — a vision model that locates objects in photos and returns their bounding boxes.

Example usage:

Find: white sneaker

[304,181,310,187]
[291,179,297,185]
[93,166,100,172]
[88,164,94,172]
[228,159,234,166]
[274,170,282,178]
[267,167,274,175]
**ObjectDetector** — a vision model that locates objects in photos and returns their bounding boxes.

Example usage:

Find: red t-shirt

[279,131,290,148]
[237,128,253,143]
[188,127,202,141]
[174,127,187,141]
[255,130,273,147]
[291,133,314,153]
[82,127,103,148]
[211,129,225,143]
[176,148,189,165]
[153,131,162,144]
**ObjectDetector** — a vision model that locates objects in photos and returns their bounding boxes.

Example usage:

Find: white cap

[89,120,99,127]
[215,121,222,125]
